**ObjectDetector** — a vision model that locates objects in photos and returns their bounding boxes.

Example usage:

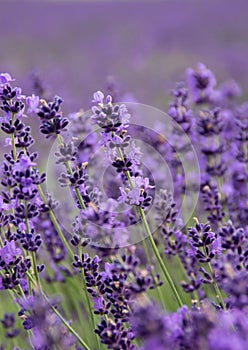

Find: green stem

[65,278,88,335]
[117,147,183,308]
[139,230,166,309]
[131,205,165,307]
[31,251,42,292]
[139,207,184,308]
[200,243,226,310]
[207,262,226,311]
[37,185,74,259]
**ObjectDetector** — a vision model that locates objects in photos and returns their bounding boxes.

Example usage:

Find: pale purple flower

[118,176,153,207]
[0,241,22,265]
[211,236,222,255]
[0,111,11,123]
[118,104,131,124]
[92,256,100,264]
[3,137,12,147]
[18,222,27,231]
[26,94,40,114]
[14,87,25,100]
[92,91,104,104]
[118,186,128,203]
[106,94,112,104]
[13,155,36,172]
[128,187,142,205]
[132,176,151,190]
[187,242,197,257]
[101,262,113,280]
[93,296,104,310]
[0,73,15,85]
[0,196,16,211]
[186,63,216,103]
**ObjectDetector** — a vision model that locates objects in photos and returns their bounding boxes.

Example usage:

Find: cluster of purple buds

[186,63,217,104]
[177,220,222,294]
[0,240,27,290]
[187,221,221,263]
[118,176,153,208]
[36,96,68,138]
[168,82,193,133]
[201,184,225,227]
[0,313,19,339]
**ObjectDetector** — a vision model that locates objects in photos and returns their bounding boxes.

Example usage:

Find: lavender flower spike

[186,63,216,103]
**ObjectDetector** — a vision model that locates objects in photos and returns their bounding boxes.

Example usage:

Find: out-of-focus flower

[186,63,216,103]
[26,94,39,114]
[0,73,15,85]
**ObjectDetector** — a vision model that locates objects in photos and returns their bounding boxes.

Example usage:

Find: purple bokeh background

[0,0,248,111]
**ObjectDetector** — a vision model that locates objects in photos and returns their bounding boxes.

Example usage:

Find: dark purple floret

[17,229,42,252]
[197,108,223,136]
[36,96,69,138]
[168,82,193,133]
[95,318,135,350]
[1,313,19,338]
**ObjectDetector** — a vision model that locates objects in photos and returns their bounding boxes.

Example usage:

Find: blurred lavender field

[1,0,248,112]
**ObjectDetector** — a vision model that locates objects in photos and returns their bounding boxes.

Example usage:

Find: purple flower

[118,176,153,208]
[13,155,36,172]
[26,94,40,114]
[122,187,141,206]
[101,262,113,280]
[211,236,222,255]
[0,73,15,85]
[3,137,12,147]
[91,91,112,105]
[92,91,105,104]
[106,94,112,104]
[186,63,216,103]
[0,241,22,265]
[93,296,104,310]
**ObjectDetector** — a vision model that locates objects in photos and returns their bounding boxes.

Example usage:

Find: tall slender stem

[138,221,166,308]
[117,147,184,307]
[139,207,184,307]
[207,262,226,311]
[37,185,74,259]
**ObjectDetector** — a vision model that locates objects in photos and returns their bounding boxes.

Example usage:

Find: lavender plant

[0,64,248,350]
